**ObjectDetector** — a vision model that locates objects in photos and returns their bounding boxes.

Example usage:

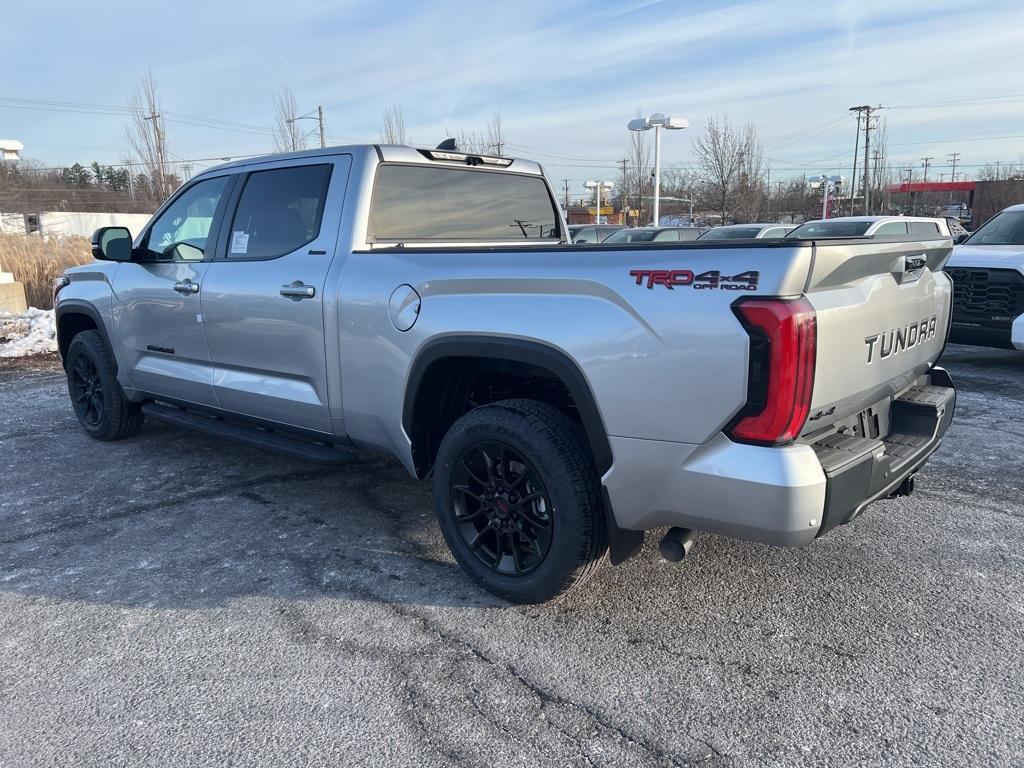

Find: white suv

[946,203,1024,351]
[786,216,951,239]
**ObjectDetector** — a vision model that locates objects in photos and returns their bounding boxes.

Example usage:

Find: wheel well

[405,351,611,479]
[56,311,99,364]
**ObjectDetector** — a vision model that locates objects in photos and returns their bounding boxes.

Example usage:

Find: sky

[2,0,1024,200]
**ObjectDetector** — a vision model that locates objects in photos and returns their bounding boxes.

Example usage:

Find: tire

[432,398,607,604]
[65,330,144,440]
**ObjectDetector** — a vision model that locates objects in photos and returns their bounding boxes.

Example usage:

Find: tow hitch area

[890,474,916,498]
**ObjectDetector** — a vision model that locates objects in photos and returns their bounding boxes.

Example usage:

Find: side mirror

[91,227,133,262]
[953,233,969,245]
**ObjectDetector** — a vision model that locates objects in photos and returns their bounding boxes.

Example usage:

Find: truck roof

[804,215,946,224]
[202,143,545,176]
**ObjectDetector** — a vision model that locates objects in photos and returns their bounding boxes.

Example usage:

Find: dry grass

[0,234,93,310]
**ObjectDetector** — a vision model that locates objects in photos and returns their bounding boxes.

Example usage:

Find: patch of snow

[0,308,58,358]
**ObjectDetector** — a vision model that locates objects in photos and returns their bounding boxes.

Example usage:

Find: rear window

[368,165,560,241]
[699,227,763,240]
[874,221,908,236]
[786,221,872,238]
[604,229,657,243]
[911,221,941,236]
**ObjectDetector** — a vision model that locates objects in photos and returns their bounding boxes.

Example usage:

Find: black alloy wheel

[451,440,553,576]
[432,399,607,603]
[64,330,144,440]
[68,352,104,428]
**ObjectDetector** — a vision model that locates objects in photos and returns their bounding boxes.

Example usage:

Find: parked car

[786,216,951,239]
[567,224,624,244]
[945,203,1024,351]
[601,226,707,243]
[945,216,971,243]
[55,143,955,604]
[698,223,795,240]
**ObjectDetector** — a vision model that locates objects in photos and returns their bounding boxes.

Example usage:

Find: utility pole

[921,156,934,182]
[849,105,883,215]
[848,109,862,216]
[618,158,628,224]
[948,151,960,182]
[863,108,874,215]
[143,111,166,199]
[562,179,570,214]
[318,105,326,148]
[765,166,771,221]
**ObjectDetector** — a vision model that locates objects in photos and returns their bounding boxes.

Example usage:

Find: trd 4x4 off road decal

[629,269,760,291]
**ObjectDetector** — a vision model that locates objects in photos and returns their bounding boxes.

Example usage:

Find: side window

[875,222,908,236]
[575,227,597,243]
[228,164,332,259]
[653,229,680,241]
[911,221,940,236]
[762,227,787,238]
[142,176,229,261]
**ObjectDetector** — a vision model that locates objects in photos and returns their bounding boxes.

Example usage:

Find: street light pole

[585,180,614,224]
[652,123,662,225]
[627,113,688,226]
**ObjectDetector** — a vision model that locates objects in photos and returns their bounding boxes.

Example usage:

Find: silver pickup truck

[54,144,956,603]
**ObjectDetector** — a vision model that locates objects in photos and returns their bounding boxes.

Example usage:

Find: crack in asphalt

[0,465,345,546]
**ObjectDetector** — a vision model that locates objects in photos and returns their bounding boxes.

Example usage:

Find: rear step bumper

[602,367,955,550]
[812,367,956,536]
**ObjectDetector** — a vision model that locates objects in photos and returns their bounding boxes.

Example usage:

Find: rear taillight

[728,297,817,446]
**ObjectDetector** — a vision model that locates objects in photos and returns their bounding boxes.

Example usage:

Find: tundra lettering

[864,315,938,363]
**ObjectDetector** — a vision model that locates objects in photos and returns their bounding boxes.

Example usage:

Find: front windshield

[699,227,763,240]
[604,229,656,243]
[965,210,1024,245]
[786,220,872,238]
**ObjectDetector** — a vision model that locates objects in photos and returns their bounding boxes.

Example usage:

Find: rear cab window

[368,164,561,243]
[786,221,872,238]
[910,221,941,236]
[874,221,908,236]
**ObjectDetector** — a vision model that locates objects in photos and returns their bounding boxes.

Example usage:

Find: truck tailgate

[804,238,953,430]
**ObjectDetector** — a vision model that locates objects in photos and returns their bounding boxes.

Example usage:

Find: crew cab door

[199,155,350,433]
[111,174,233,407]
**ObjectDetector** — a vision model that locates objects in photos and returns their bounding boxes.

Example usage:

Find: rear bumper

[949,320,1023,351]
[811,368,956,535]
[602,368,956,547]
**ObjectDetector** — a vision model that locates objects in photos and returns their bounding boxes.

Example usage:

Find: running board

[141,402,356,465]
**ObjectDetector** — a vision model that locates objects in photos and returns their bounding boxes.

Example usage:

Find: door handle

[173,280,200,295]
[280,282,316,300]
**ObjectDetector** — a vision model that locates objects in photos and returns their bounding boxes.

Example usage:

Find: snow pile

[0,308,58,358]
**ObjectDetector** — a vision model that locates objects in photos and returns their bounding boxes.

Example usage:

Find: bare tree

[733,123,766,222]
[379,104,407,144]
[273,87,307,153]
[126,69,174,202]
[624,114,652,225]
[693,114,753,223]
[869,119,895,213]
[485,111,504,155]
[444,112,506,155]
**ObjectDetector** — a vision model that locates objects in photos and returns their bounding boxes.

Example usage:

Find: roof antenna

[436,138,458,151]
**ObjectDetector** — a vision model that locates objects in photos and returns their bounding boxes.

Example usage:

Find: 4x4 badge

[629,269,759,291]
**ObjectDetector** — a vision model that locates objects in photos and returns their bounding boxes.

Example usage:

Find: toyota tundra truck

[54,143,956,603]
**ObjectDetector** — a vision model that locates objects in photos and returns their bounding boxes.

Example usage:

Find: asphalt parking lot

[1,347,1022,767]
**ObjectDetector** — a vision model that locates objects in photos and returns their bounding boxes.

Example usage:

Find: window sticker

[230,231,249,254]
